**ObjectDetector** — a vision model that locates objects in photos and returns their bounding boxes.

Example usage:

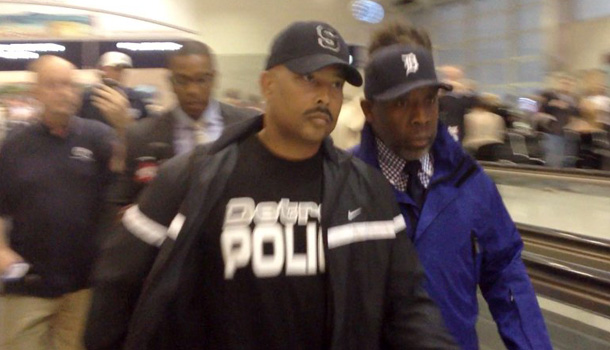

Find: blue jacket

[352,122,552,350]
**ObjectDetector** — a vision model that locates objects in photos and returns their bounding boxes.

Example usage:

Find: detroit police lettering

[221,197,325,279]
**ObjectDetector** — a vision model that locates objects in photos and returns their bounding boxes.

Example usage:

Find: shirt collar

[173,99,221,128]
[375,137,434,190]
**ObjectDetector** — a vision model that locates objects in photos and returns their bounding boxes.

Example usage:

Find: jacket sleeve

[105,125,145,208]
[384,218,459,349]
[84,153,192,350]
[478,180,552,350]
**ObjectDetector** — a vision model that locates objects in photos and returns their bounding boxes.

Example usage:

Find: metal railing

[518,223,610,318]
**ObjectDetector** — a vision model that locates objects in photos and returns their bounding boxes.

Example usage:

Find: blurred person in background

[582,69,610,135]
[462,93,507,161]
[438,65,476,143]
[538,72,580,167]
[79,51,150,130]
[0,56,119,350]
[84,40,259,350]
[106,41,259,206]
[330,86,366,150]
[352,22,552,350]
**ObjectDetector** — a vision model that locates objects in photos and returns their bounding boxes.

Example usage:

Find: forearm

[0,217,8,248]
[0,217,23,274]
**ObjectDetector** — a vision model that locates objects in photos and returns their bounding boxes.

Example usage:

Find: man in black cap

[353,23,552,350]
[98,21,457,350]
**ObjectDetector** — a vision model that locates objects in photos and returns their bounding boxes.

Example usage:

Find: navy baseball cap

[364,44,452,101]
[266,21,363,87]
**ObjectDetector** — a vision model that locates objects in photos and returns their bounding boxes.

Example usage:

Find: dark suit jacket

[108,102,260,206]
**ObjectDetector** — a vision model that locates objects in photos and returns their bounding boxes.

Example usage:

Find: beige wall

[563,17,610,71]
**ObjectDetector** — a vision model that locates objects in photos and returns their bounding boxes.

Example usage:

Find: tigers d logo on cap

[364,44,452,101]
[402,53,419,76]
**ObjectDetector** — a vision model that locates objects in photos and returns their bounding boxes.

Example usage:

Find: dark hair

[167,40,214,67]
[368,21,432,55]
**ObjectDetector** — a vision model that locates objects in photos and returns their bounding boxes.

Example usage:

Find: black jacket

[87,116,457,350]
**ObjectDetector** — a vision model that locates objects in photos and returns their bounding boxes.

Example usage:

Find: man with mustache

[352,22,552,350]
[99,21,458,350]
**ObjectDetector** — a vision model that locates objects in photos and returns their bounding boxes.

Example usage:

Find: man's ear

[360,99,376,124]
[260,70,274,99]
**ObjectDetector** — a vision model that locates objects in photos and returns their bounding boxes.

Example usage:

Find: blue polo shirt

[0,117,115,297]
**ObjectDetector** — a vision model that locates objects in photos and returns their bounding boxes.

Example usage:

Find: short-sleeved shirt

[0,117,115,297]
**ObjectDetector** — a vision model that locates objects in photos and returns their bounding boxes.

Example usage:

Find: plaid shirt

[375,138,433,192]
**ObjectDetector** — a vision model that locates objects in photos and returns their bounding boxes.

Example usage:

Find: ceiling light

[116,42,183,51]
[351,0,385,24]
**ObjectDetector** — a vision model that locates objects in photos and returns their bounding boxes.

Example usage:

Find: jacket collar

[355,121,476,186]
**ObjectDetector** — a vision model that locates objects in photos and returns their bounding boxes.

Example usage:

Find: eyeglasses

[170,73,214,88]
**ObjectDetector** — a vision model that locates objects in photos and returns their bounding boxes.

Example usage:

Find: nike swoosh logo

[348,208,362,221]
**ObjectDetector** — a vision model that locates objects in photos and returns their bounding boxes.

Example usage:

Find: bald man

[0,55,118,350]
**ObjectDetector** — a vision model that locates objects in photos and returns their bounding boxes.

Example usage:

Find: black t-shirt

[539,90,579,135]
[0,118,114,297]
[174,133,327,349]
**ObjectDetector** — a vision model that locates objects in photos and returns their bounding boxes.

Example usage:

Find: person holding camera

[79,51,150,131]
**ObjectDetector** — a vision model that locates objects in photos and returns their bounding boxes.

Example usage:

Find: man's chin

[399,145,431,161]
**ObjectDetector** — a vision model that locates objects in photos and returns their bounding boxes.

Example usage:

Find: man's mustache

[304,107,333,122]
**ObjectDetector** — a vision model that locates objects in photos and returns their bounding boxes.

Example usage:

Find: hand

[0,247,23,275]
[91,85,134,131]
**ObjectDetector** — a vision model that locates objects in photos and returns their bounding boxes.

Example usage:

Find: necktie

[405,160,425,208]
[193,122,208,145]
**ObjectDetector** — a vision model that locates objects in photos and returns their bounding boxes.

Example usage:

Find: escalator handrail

[522,251,610,286]
[480,161,610,181]
[517,222,610,250]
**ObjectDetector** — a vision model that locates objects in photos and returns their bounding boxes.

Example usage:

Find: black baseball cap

[364,44,452,101]
[266,21,363,87]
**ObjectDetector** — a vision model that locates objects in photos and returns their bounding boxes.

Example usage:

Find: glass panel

[436,26,464,45]
[479,63,506,85]
[434,2,466,22]
[474,0,507,13]
[517,32,543,56]
[517,60,545,83]
[475,39,508,61]
[474,13,507,39]
[466,66,482,83]
[517,3,542,31]
[408,11,434,28]
[436,48,465,67]
[575,0,610,21]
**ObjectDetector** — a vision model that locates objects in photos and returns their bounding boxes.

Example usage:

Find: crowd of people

[0,20,561,350]
[437,68,610,170]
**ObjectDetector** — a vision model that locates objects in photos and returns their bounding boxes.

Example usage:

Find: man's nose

[315,84,332,105]
[411,104,430,125]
